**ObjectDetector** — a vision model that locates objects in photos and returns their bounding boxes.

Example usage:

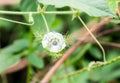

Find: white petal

[42,32,66,52]
[50,45,61,52]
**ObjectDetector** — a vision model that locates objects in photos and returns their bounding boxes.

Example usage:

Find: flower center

[50,38,59,46]
[52,40,58,45]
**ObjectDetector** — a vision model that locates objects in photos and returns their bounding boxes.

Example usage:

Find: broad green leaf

[89,46,102,59]
[20,0,56,33]
[0,53,20,73]
[107,51,119,60]
[0,39,29,73]
[106,0,120,13]
[50,18,64,31]
[27,53,44,68]
[0,20,13,28]
[0,39,29,54]
[38,0,114,17]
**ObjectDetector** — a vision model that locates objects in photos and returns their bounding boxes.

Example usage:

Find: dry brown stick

[4,52,46,74]
[100,41,120,48]
[0,0,20,5]
[97,26,120,37]
[5,58,28,74]
[87,40,120,48]
[40,17,111,83]
[31,62,55,83]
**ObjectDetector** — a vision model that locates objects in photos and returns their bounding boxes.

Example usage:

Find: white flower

[42,32,66,53]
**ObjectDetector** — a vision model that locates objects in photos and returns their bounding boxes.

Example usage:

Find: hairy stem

[53,55,120,81]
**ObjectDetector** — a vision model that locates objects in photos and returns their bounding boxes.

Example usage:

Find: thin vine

[77,16,106,62]
[0,17,34,25]
[37,5,50,33]
[0,10,77,15]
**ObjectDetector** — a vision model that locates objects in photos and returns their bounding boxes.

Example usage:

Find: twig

[97,26,120,37]
[4,52,46,74]
[31,62,55,83]
[0,0,20,5]
[40,17,111,83]
[99,41,120,48]
[87,40,120,48]
[5,58,28,74]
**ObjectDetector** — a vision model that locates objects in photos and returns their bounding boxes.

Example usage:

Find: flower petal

[42,32,66,53]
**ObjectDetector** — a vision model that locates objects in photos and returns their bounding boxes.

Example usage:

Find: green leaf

[89,46,102,59]
[0,20,13,28]
[69,43,91,65]
[50,18,64,31]
[0,53,20,73]
[0,39,29,54]
[0,39,28,73]
[106,0,120,13]
[27,53,44,69]
[38,0,114,17]
[20,0,56,33]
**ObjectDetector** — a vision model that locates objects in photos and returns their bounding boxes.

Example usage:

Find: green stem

[1,74,8,83]
[41,14,50,32]
[0,17,34,25]
[38,5,50,32]
[29,28,33,52]
[53,55,120,81]
[0,10,77,15]
[0,10,75,26]
[26,64,31,83]
[77,16,106,62]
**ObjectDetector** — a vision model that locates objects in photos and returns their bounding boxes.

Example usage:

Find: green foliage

[52,70,89,83]
[89,46,102,59]
[0,53,20,73]
[27,53,44,69]
[51,59,120,83]
[0,39,29,73]
[38,0,114,17]
[0,20,12,28]
[50,18,64,31]
[0,0,120,83]
[106,0,120,13]
[1,39,29,54]
[20,0,56,33]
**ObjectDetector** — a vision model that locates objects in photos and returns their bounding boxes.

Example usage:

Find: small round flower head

[42,32,66,53]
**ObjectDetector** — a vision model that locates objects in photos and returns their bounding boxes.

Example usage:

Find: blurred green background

[0,0,120,83]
